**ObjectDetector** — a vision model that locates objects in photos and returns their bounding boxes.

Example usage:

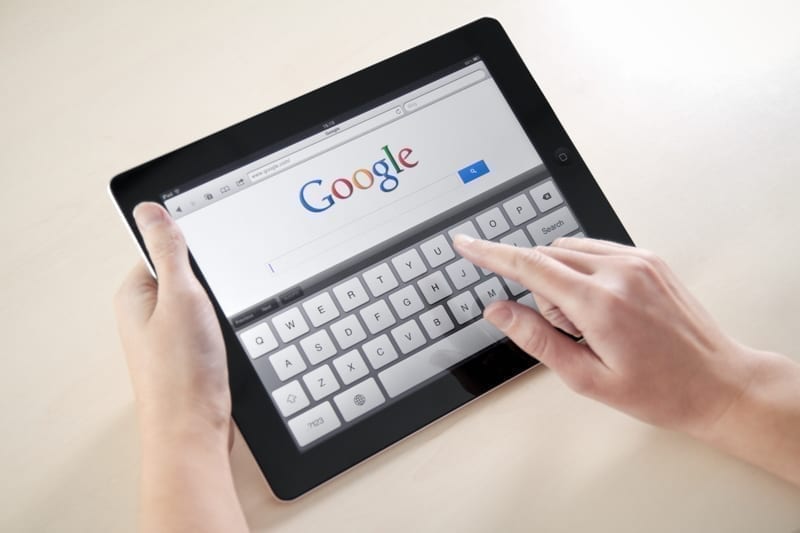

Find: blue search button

[458,160,489,184]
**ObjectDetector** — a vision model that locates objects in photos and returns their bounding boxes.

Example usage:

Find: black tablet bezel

[110,17,632,500]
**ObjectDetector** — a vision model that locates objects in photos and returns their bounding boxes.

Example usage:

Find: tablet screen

[160,57,583,449]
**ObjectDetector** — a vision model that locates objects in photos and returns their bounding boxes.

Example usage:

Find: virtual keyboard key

[390,319,426,354]
[502,194,537,225]
[272,379,310,417]
[503,277,527,296]
[392,248,427,282]
[302,292,340,327]
[332,349,369,385]
[334,378,386,422]
[333,277,369,312]
[447,291,481,324]
[475,277,509,307]
[362,334,399,370]
[362,262,399,297]
[420,234,455,268]
[359,299,397,334]
[271,307,309,343]
[269,345,307,381]
[530,180,564,212]
[499,229,532,249]
[388,285,424,319]
[419,305,455,339]
[330,314,367,350]
[526,206,579,245]
[302,364,340,401]
[239,322,278,358]
[417,270,453,304]
[448,220,480,241]
[445,258,480,290]
[287,401,341,447]
[517,292,540,311]
[475,207,510,239]
[299,329,337,365]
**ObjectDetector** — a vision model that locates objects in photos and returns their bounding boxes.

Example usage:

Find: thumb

[484,300,608,394]
[133,202,194,288]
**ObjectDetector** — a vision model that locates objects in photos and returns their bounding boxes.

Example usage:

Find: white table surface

[2,1,799,531]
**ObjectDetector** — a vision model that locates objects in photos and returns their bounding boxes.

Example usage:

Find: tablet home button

[554,147,571,165]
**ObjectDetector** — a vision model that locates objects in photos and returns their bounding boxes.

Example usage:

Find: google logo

[299,145,418,213]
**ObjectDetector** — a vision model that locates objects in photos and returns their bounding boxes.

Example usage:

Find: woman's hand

[114,202,231,448]
[454,234,800,487]
[114,203,248,533]
[453,235,757,439]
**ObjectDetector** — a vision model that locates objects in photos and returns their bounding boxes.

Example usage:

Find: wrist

[138,405,231,457]
[689,348,800,486]
[689,343,768,444]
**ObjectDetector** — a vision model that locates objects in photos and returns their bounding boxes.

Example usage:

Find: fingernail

[453,234,486,261]
[133,202,164,230]
[453,233,475,247]
[485,303,514,330]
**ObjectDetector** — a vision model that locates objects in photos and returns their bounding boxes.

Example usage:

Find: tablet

[110,18,632,500]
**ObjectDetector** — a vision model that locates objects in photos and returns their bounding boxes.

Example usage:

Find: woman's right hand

[453,235,758,440]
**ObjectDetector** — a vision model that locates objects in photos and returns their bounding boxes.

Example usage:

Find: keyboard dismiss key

[287,401,342,447]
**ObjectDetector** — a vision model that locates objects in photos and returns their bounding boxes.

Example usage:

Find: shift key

[526,206,579,245]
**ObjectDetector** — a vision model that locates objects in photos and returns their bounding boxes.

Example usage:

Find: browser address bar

[248,106,404,183]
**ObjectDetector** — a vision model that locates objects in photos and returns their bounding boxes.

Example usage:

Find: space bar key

[377,318,505,398]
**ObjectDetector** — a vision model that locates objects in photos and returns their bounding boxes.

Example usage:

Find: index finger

[452,234,587,309]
